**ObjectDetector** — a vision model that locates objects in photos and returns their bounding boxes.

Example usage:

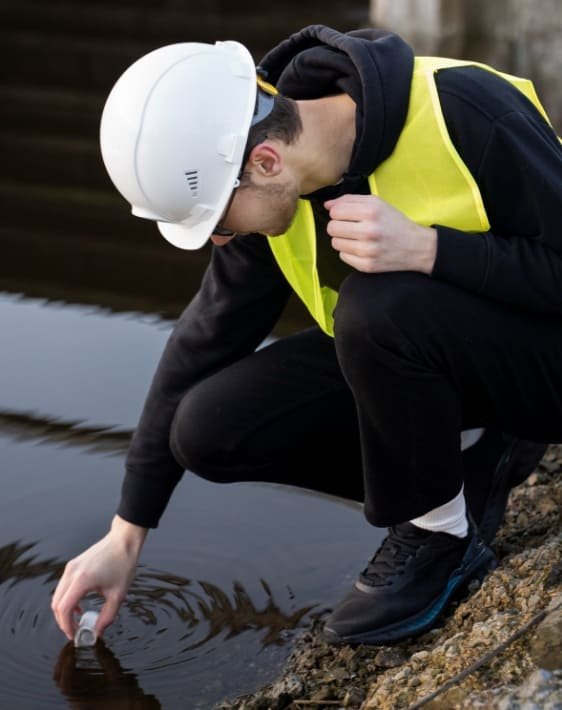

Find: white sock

[410,485,468,538]
[460,428,484,451]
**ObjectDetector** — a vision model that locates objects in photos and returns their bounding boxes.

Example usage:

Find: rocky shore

[220,446,562,710]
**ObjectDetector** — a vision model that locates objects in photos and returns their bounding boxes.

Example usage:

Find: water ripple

[0,540,315,708]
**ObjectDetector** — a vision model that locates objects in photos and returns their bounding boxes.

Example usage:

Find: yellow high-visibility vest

[267,56,554,336]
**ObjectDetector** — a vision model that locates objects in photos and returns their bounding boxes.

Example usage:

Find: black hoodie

[260,25,414,178]
[118,26,562,529]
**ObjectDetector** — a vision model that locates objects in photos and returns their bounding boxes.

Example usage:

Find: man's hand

[51,515,148,641]
[325,194,437,274]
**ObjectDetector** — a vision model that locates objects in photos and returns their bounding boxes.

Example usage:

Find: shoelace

[360,525,430,587]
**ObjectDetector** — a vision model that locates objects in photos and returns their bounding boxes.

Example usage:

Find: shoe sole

[323,539,497,646]
[478,439,547,545]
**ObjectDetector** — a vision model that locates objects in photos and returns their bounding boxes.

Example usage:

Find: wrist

[109,514,148,554]
[415,226,437,274]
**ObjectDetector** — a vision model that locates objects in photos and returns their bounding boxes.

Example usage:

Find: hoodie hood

[259,25,414,184]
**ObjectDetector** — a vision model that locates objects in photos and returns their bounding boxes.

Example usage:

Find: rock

[496,669,562,709]
[342,686,366,707]
[323,667,350,683]
[271,674,305,698]
[410,650,430,664]
[392,666,412,682]
[545,564,562,589]
[424,686,469,709]
[547,593,562,613]
[309,686,335,702]
[225,444,562,710]
[530,603,562,670]
[273,694,292,710]
[521,668,555,697]
[537,497,558,516]
[374,646,408,668]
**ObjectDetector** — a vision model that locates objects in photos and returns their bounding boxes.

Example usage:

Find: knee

[169,382,231,481]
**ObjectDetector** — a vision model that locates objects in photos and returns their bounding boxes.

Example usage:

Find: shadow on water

[0,1,379,708]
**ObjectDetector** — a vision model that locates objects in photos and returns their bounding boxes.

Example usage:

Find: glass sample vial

[74,610,100,647]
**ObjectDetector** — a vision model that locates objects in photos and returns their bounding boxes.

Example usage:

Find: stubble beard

[252,180,300,237]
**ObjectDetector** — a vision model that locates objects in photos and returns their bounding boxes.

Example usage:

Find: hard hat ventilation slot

[184,170,199,196]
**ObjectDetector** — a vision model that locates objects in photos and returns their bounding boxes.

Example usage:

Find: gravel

[218,445,562,710]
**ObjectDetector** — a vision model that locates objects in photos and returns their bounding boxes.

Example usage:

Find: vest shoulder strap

[415,56,553,127]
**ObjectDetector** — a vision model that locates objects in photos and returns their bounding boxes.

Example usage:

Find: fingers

[96,595,123,636]
[330,237,377,261]
[52,571,89,641]
[325,194,379,222]
[52,559,94,641]
[325,193,377,208]
[337,250,377,273]
[324,195,385,246]
[326,219,368,240]
[52,573,122,641]
[51,522,143,643]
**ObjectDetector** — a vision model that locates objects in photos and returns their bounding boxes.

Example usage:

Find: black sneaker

[323,521,496,646]
[463,431,547,544]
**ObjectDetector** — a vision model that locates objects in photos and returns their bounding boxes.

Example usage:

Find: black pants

[170,273,562,526]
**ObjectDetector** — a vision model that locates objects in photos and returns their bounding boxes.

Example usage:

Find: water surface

[0,293,382,709]
[0,2,381,705]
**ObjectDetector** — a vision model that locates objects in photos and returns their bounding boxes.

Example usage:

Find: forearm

[432,227,562,315]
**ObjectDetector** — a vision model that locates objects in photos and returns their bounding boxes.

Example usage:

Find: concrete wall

[371,0,562,131]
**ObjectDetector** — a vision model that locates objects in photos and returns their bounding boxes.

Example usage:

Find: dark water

[0,293,383,709]
[0,1,376,705]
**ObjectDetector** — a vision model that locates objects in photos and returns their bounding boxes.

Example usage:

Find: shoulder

[434,65,542,123]
[432,65,559,177]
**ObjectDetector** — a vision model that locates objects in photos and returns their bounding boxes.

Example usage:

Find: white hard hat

[100,41,269,250]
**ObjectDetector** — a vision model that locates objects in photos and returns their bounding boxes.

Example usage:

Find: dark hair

[249,93,302,145]
[239,94,302,185]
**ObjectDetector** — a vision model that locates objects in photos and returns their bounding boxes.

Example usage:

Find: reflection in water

[54,642,161,710]
[0,408,131,456]
[128,570,313,651]
[0,540,64,586]
[0,291,378,710]
[1,5,372,705]
[0,294,376,707]
[1,541,314,648]
[0,540,316,708]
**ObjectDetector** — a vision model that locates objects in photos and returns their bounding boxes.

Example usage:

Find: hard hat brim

[157,220,211,250]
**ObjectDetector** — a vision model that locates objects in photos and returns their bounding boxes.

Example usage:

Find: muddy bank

[219,446,562,710]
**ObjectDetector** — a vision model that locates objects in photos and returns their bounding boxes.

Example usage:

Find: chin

[269,210,299,237]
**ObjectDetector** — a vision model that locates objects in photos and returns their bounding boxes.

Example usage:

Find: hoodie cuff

[116,469,181,529]
[431,226,490,294]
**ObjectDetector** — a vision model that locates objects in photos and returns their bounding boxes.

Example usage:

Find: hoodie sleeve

[432,66,562,314]
[117,234,291,528]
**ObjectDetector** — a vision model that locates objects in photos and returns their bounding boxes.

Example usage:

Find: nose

[210,234,236,246]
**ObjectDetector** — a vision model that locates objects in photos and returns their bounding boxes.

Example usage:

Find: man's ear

[248,143,283,177]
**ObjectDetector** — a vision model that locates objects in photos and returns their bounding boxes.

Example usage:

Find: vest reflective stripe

[267,57,550,336]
